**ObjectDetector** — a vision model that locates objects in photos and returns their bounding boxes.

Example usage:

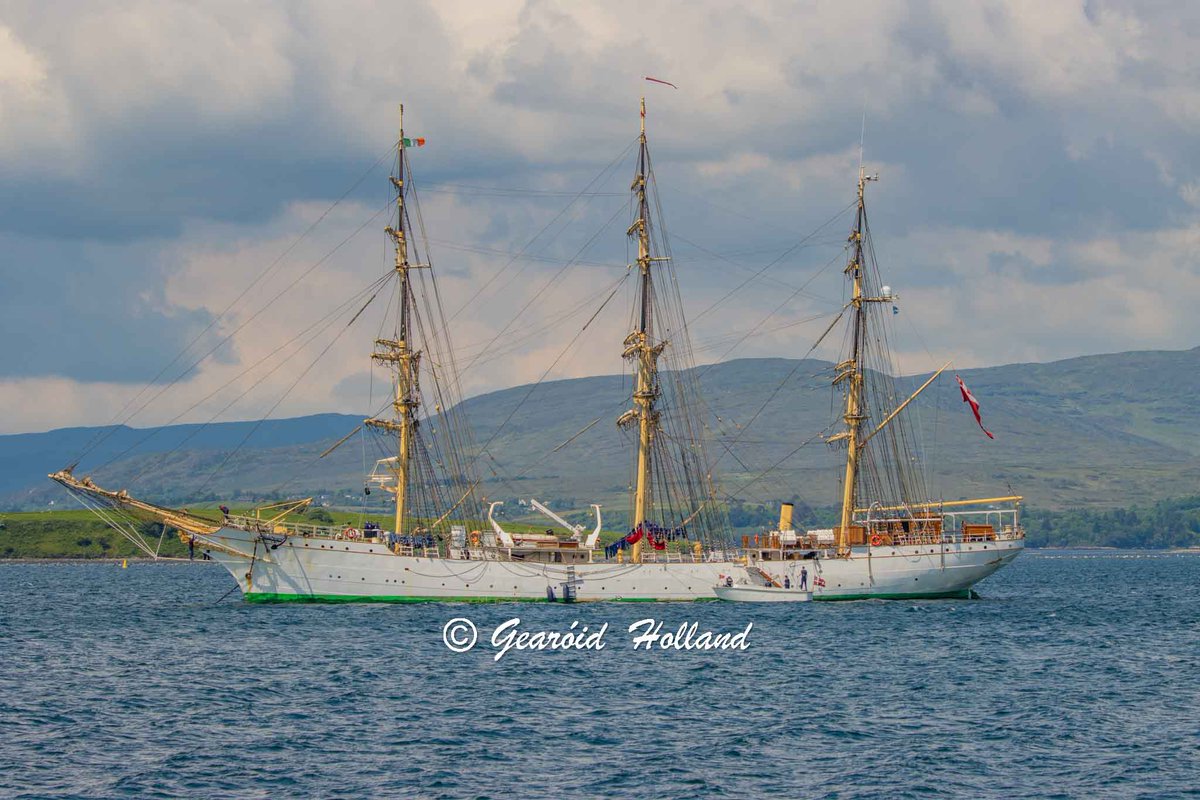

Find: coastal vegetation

[1020,497,1200,549]
[0,506,566,559]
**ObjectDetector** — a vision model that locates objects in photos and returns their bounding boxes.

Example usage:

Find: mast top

[857,166,878,201]
[640,96,646,137]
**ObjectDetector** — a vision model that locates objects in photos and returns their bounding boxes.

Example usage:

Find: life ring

[470,531,481,547]
[343,526,360,540]
[870,533,884,547]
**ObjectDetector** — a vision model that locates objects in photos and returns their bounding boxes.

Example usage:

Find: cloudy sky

[1,0,1198,435]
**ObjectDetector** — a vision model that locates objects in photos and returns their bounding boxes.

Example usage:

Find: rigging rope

[190,276,391,499]
[77,198,394,474]
[97,270,396,479]
[73,145,398,464]
[445,139,638,325]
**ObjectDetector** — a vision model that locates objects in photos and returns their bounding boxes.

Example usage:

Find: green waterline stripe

[242,590,970,604]
[243,592,720,604]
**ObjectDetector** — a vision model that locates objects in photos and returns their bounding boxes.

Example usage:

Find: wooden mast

[623,96,663,563]
[834,167,874,556]
[367,103,421,538]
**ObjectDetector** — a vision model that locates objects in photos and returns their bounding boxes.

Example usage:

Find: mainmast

[834,167,877,556]
[620,97,666,563]
[366,104,422,537]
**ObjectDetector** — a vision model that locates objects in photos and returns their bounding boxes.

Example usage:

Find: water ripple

[1,553,1198,797]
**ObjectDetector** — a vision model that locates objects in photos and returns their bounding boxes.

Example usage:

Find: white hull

[714,585,813,602]
[198,527,1023,602]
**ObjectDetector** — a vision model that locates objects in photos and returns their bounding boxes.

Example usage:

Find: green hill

[4,348,1200,519]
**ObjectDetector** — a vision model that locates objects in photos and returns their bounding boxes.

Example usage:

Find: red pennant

[643,76,678,89]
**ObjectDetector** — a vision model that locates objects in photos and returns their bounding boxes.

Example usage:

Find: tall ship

[51,101,1023,601]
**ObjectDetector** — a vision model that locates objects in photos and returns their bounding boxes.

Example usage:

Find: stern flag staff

[956,375,995,439]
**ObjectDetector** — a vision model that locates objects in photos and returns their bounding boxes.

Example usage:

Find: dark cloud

[0,233,226,382]
[1,0,1200,427]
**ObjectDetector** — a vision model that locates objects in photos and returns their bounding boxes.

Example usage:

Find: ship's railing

[873,527,1024,547]
[854,506,1023,545]
[606,548,738,564]
[389,545,442,558]
[222,515,397,542]
[855,512,1023,546]
[223,514,343,537]
[742,516,1025,552]
[941,508,1022,535]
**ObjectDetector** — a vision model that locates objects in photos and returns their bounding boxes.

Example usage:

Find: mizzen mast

[620,97,667,563]
[366,103,421,537]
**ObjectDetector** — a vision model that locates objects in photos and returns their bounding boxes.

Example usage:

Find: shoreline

[0,557,212,565]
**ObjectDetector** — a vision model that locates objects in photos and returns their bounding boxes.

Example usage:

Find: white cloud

[0,23,72,165]
[2,0,1200,435]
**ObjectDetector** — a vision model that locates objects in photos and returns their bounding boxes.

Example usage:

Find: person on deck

[784,576,791,589]
[800,566,808,591]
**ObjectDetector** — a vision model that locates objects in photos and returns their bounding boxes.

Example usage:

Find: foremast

[834,168,878,557]
[620,97,667,563]
[366,104,421,537]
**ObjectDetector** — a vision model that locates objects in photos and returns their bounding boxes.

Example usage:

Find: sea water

[0,551,1197,798]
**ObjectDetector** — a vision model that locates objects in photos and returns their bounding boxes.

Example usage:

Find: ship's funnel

[779,502,794,532]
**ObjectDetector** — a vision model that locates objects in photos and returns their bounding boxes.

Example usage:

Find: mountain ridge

[5,346,1199,512]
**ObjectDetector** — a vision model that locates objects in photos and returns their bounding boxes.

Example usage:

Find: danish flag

[956,375,995,439]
